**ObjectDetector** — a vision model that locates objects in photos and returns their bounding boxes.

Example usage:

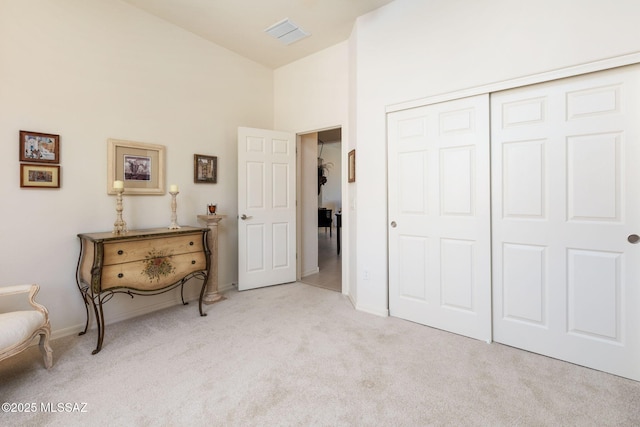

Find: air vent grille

[265,18,310,45]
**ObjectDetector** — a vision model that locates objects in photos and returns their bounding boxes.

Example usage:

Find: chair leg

[39,330,53,369]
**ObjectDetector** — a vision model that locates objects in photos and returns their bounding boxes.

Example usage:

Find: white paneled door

[388,94,492,342]
[388,65,640,380]
[492,66,640,381]
[237,127,297,291]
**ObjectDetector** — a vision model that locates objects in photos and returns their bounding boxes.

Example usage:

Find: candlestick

[168,190,180,229]
[114,180,124,190]
[169,184,178,192]
[112,187,127,234]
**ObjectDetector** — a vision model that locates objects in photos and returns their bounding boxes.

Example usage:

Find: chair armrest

[0,284,35,297]
[0,284,48,319]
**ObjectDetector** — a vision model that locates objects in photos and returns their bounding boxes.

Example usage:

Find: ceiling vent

[265,18,310,45]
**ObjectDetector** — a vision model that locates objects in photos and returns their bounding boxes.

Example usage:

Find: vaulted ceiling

[121,0,395,69]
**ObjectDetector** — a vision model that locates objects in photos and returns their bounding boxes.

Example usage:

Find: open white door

[238,127,297,290]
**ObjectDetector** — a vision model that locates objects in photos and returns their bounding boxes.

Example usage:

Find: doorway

[299,128,342,292]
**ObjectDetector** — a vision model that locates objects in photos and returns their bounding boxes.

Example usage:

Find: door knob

[390,221,397,228]
[628,234,640,244]
[240,214,251,220]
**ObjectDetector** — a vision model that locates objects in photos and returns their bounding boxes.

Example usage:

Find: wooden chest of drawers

[76,226,210,354]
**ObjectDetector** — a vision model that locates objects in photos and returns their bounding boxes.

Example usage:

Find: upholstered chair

[0,284,53,368]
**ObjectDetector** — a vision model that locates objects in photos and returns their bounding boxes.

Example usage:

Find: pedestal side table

[197,214,226,304]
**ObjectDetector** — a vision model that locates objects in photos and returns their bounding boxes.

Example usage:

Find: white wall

[300,133,318,277]
[352,0,640,314]
[274,42,350,294]
[0,0,273,336]
[347,29,358,306]
[274,42,349,133]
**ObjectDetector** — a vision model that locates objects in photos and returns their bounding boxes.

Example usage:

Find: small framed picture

[19,130,60,163]
[194,154,217,183]
[20,164,61,188]
[348,149,356,183]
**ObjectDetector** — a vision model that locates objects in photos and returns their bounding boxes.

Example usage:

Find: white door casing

[491,65,640,381]
[388,94,492,342]
[238,127,297,291]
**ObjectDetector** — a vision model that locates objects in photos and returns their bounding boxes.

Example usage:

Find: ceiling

[121,0,395,69]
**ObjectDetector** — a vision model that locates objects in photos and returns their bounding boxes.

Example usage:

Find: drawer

[102,233,204,265]
[101,251,206,291]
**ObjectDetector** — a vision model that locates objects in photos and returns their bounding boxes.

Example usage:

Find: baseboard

[218,282,235,293]
[355,301,389,317]
[347,293,357,309]
[49,284,237,341]
[52,297,196,340]
[302,267,320,277]
[51,324,85,340]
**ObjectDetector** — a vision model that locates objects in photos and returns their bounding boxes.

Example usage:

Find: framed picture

[19,130,60,163]
[107,139,165,195]
[348,149,356,183]
[20,164,60,188]
[194,154,217,183]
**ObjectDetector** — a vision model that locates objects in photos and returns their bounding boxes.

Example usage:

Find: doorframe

[296,125,348,295]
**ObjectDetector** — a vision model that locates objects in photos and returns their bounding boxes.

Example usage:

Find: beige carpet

[1,282,639,426]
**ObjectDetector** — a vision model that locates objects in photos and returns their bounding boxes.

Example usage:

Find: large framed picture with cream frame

[107,138,165,195]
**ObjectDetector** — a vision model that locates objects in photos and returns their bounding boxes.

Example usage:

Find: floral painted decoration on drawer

[142,249,175,282]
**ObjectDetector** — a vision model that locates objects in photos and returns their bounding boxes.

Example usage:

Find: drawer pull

[191,260,196,264]
[189,241,194,246]
[118,273,124,278]
[118,250,124,255]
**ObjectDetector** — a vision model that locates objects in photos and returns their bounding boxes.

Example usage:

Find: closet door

[491,65,640,380]
[388,95,491,342]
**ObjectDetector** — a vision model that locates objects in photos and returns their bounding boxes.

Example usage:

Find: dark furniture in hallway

[318,208,332,237]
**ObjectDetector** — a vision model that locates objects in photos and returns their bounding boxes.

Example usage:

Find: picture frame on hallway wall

[20,164,60,188]
[107,138,165,195]
[194,154,217,183]
[348,149,356,183]
[19,130,60,164]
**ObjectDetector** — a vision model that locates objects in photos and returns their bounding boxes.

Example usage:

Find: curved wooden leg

[180,282,189,306]
[78,290,91,336]
[198,275,208,317]
[39,328,53,368]
[92,298,106,355]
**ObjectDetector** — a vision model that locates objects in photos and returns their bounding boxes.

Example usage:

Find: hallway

[300,228,341,292]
